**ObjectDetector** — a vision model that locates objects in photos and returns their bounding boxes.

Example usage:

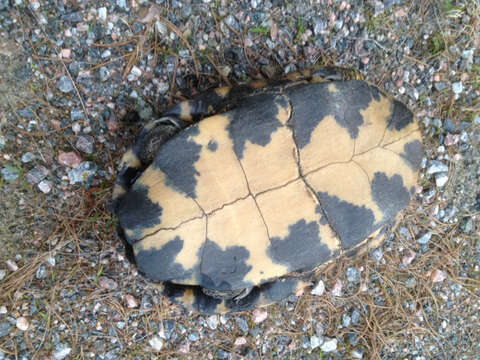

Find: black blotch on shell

[317,192,376,249]
[152,125,202,198]
[288,81,380,148]
[200,239,253,290]
[262,277,298,301]
[116,183,162,243]
[401,139,424,170]
[226,93,283,159]
[387,99,414,131]
[207,139,218,152]
[136,236,193,281]
[268,219,331,271]
[370,172,410,221]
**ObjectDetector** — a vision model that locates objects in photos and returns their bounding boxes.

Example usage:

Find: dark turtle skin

[111,67,423,314]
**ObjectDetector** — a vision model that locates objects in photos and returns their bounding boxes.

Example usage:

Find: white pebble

[234,337,247,346]
[311,280,325,296]
[430,269,447,283]
[435,172,449,187]
[330,279,343,297]
[130,66,142,77]
[16,316,29,331]
[206,315,219,330]
[320,337,338,352]
[149,335,163,351]
[252,309,268,324]
[38,180,52,194]
[53,344,72,360]
[310,335,322,349]
[6,260,18,271]
[452,82,463,94]
[98,7,107,21]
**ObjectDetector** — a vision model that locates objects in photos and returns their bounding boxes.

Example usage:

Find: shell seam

[285,97,343,250]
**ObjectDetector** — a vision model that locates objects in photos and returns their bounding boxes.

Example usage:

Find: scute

[114,71,423,314]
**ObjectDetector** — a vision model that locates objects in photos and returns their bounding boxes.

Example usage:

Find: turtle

[111,66,424,314]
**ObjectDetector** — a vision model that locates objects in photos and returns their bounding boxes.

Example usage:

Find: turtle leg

[157,278,309,315]
[110,116,187,209]
[310,66,365,82]
[161,82,268,122]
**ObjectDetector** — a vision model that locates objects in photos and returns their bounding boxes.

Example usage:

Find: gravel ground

[0,0,479,359]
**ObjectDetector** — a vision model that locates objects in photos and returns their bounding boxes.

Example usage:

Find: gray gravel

[0,0,479,359]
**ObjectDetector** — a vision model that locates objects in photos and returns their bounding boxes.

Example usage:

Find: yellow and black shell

[112,68,423,314]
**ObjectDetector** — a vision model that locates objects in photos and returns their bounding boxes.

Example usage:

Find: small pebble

[0,306,6,315]
[0,322,10,337]
[56,76,74,93]
[1,167,19,181]
[125,294,138,308]
[36,265,46,279]
[67,161,97,183]
[207,315,219,330]
[99,66,110,81]
[452,82,463,94]
[38,180,52,194]
[116,0,127,9]
[72,122,81,133]
[101,49,111,58]
[59,49,71,59]
[25,166,49,184]
[352,349,364,359]
[402,250,416,265]
[188,332,200,341]
[98,276,118,290]
[71,110,84,123]
[21,152,35,163]
[346,267,360,283]
[148,335,163,351]
[430,269,446,283]
[130,66,142,78]
[58,152,82,168]
[45,257,56,266]
[351,309,360,324]
[310,335,322,349]
[427,160,448,174]
[320,337,337,352]
[0,269,6,280]
[331,279,343,296]
[417,232,432,245]
[371,247,383,262]
[178,342,190,354]
[155,21,167,35]
[435,172,449,187]
[405,277,417,288]
[236,317,249,333]
[252,309,267,324]
[234,337,247,346]
[75,135,95,154]
[6,260,19,271]
[98,7,107,21]
[16,316,29,331]
[53,344,71,360]
[311,280,325,296]
[444,133,459,146]
[460,217,473,233]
